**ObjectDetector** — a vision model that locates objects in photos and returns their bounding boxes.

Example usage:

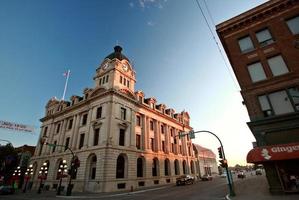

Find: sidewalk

[229,175,299,200]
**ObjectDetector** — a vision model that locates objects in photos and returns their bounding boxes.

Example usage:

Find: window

[286,15,299,35]
[65,137,70,151]
[247,62,267,82]
[136,134,141,149]
[152,158,158,177]
[150,121,154,131]
[119,129,125,146]
[124,78,126,85]
[127,80,129,87]
[161,125,164,134]
[56,123,61,134]
[121,107,126,120]
[258,87,299,117]
[106,75,109,83]
[94,128,99,146]
[238,35,254,53]
[170,128,173,137]
[82,114,88,126]
[52,141,57,153]
[256,28,273,46]
[164,159,169,176]
[136,115,141,126]
[43,126,48,137]
[116,155,125,178]
[79,133,85,149]
[171,143,174,153]
[137,158,143,177]
[90,156,97,180]
[150,138,154,151]
[96,107,102,119]
[99,78,102,85]
[288,87,299,110]
[188,146,191,156]
[162,141,165,152]
[267,55,289,77]
[174,160,179,175]
[68,119,73,130]
[179,145,182,154]
[120,75,123,84]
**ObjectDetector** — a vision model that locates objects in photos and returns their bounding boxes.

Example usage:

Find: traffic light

[72,157,80,169]
[189,130,195,139]
[219,159,228,168]
[218,147,223,159]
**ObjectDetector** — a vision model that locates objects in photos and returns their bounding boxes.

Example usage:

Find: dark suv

[176,175,195,186]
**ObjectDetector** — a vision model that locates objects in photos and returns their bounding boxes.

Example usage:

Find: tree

[0,144,18,184]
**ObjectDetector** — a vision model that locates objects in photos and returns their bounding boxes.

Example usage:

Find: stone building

[30,46,197,192]
[216,0,299,194]
[193,144,218,177]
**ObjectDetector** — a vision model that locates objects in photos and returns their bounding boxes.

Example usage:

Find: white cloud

[137,0,166,9]
[147,21,155,26]
[129,2,134,7]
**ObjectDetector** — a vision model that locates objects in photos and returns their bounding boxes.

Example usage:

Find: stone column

[71,114,80,150]
[85,108,93,148]
[130,109,136,148]
[58,119,67,152]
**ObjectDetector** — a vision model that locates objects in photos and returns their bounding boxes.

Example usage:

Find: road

[2,177,229,200]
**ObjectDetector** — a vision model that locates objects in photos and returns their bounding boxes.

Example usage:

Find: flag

[63,71,69,77]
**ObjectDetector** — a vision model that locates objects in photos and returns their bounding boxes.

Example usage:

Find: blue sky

[0,0,267,166]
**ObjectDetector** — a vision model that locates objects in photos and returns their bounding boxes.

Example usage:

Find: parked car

[0,185,15,195]
[201,174,213,181]
[176,175,195,186]
[237,171,246,179]
[256,169,262,175]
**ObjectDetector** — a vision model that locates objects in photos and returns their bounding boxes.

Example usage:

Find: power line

[195,0,240,91]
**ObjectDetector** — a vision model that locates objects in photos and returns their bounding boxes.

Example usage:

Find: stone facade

[30,46,197,192]
[216,0,299,194]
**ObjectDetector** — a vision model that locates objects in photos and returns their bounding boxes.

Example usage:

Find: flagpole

[62,70,70,101]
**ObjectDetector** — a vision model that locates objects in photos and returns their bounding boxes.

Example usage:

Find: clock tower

[94,46,136,93]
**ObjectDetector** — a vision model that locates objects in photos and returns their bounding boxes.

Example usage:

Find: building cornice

[216,0,298,35]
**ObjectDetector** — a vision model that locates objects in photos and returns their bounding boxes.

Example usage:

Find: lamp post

[12,166,21,189]
[37,162,48,194]
[57,160,68,195]
[23,164,33,193]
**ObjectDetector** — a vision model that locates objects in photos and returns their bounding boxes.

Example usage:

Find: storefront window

[277,161,299,192]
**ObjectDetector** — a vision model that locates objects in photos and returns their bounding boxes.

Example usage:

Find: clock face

[122,64,129,72]
[102,62,109,70]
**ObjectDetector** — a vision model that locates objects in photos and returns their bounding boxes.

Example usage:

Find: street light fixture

[23,164,34,193]
[37,162,48,194]
[57,160,68,195]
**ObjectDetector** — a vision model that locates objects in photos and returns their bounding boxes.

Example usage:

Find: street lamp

[23,164,33,193]
[37,162,48,194]
[57,160,68,195]
[12,166,21,189]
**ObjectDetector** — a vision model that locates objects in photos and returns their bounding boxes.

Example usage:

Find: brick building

[216,0,299,194]
[30,46,197,193]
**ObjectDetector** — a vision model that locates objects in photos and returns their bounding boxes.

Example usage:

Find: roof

[105,46,130,62]
[193,144,216,159]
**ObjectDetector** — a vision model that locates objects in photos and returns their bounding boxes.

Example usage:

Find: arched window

[152,158,159,177]
[116,155,125,178]
[164,159,170,176]
[137,157,143,177]
[89,155,97,180]
[174,159,180,175]
[183,160,187,174]
[190,160,195,174]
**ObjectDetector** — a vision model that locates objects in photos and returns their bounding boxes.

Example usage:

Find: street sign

[189,130,195,139]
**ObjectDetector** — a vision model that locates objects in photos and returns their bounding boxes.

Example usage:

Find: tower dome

[105,46,130,62]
